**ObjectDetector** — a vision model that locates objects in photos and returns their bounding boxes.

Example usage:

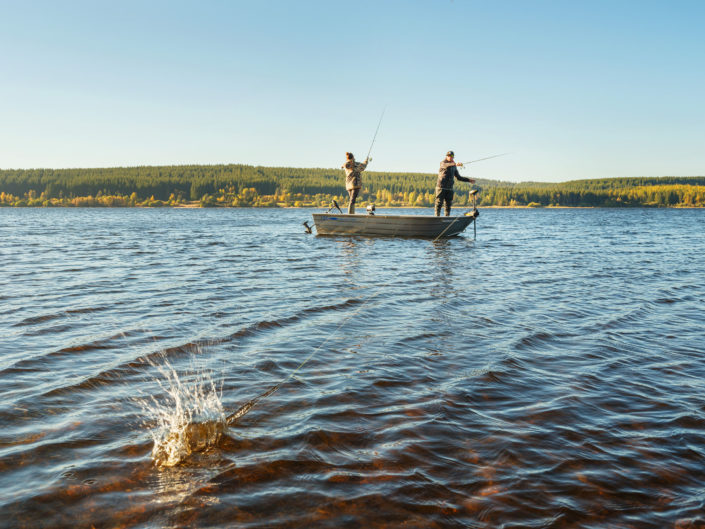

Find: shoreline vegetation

[1,164,704,208]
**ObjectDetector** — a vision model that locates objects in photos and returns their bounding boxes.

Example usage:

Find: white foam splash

[137,354,226,467]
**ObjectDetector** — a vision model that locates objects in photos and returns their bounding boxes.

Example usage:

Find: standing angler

[435,150,475,216]
[342,152,369,214]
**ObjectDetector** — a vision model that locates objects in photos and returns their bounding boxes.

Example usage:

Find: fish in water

[153,420,227,467]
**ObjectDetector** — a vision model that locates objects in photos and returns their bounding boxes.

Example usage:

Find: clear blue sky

[1,0,703,182]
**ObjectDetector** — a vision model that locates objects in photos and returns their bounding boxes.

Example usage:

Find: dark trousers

[347,188,360,214]
[434,188,454,216]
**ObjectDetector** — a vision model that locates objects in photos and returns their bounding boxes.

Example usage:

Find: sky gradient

[1,0,703,182]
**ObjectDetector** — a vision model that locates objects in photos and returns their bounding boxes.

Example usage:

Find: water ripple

[1,208,705,528]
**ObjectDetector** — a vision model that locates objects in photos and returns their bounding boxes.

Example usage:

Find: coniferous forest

[1,164,704,208]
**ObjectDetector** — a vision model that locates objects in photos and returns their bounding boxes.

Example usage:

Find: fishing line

[432,197,479,242]
[432,216,466,241]
[226,285,386,425]
[460,152,510,165]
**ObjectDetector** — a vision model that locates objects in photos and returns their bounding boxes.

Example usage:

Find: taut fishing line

[226,285,387,425]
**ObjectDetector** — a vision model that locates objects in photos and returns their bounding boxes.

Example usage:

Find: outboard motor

[366,204,376,215]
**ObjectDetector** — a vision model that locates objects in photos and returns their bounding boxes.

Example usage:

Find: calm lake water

[1,207,704,528]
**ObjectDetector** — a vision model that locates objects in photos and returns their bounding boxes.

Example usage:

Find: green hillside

[1,164,704,208]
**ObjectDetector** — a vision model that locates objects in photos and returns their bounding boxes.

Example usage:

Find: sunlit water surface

[1,207,704,528]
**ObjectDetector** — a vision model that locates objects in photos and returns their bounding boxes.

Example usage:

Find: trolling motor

[303,221,312,234]
[326,200,343,214]
[463,188,480,239]
[464,189,480,218]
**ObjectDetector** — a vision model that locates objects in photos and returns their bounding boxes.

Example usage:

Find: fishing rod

[365,107,386,162]
[459,152,510,166]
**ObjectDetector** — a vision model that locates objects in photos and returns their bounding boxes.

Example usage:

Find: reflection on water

[430,238,460,295]
[337,238,363,281]
[1,207,705,528]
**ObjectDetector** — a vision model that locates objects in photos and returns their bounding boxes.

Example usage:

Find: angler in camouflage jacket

[435,151,475,216]
[342,152,369,214]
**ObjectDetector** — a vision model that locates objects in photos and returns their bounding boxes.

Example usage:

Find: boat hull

[312,212,475,238]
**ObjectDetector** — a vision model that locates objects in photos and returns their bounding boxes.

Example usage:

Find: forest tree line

[1,164,704,208]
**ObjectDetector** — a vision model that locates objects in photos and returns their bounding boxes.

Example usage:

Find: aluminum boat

[310,209,478,238]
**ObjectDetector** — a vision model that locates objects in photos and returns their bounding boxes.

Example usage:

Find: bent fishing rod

[365,107,386,162]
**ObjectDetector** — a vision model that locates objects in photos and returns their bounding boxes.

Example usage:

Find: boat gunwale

[311,213,471,221]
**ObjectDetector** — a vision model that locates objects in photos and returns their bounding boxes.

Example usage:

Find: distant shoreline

[3,203,703,210]
[3,165,705,208]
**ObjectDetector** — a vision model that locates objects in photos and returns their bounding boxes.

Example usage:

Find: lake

[1,207,704,528]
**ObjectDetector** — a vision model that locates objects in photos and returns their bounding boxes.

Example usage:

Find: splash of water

[137,354,226,468]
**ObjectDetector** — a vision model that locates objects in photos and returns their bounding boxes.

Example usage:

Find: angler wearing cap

[342,152,369,214]
[435,150,475,216]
